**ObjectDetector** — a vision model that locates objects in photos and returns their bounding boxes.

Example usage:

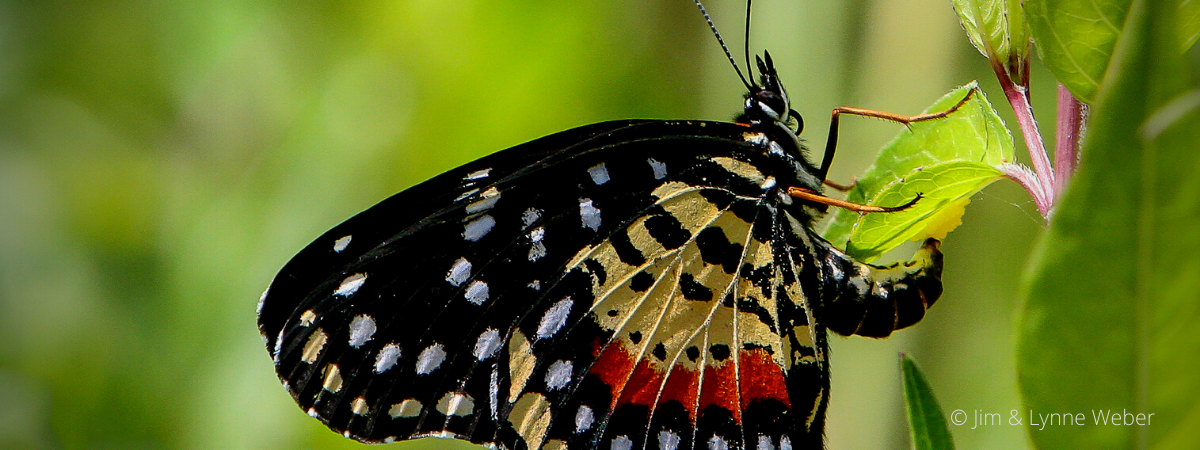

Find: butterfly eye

[744,89,789,125]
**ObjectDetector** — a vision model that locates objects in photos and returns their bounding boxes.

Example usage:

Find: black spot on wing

[740,262,775,299]
[678,273,714,301]
[583,258,608,286]
[609,228,648,266]
[652,342,667,361]
[699,189,735,210]
[696,227,743,275]
[709,344,730,361]
[630,271,654,292]
[730,197,760,223]
[736,296,778,333]
[643,208,691,250]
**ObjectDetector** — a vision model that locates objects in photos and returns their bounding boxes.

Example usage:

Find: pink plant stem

[1000,163,1052,217]
[995,63,1055,217]
[1053,83,1084,197]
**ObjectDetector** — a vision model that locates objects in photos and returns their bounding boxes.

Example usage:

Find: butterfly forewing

[258,120,831,449]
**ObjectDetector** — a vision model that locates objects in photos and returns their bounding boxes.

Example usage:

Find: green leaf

[1023,0,1131,103]
[843,161,1004,262]
[951,0,1032,81]
[821,83,1014,261]
[1180,0,1200,50]
[902,354,956,450]
[1016,0,1200,448]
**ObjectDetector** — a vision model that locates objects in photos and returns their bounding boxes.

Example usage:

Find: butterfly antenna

[694,0,753,90]
[743,0,755,83]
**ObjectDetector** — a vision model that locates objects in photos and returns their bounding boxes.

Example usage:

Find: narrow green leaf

[951,0,1032,80]
[1180,0,1200,50]
[1017,0,1200,448]
[1023,0,1131,103]
[844,161,1004,262]
[902,354,956,450]
[821,83,1014,259]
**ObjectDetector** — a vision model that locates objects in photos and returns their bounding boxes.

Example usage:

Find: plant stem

[995,61,1055,218]
[999,163,1051,216]
[1053,83,1085,197]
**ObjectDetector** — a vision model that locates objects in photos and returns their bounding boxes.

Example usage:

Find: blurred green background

[0,0,1058,449]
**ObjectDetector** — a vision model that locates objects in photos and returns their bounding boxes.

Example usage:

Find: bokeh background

[0,0,1061,449]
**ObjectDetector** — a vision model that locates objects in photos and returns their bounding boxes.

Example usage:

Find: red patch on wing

[697,357,741,422]
[588,341,787,424]
[737,348,790,409]
[590,339,701,419]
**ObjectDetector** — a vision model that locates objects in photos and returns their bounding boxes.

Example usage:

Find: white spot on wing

[374,343,401,373]
[447,258,472,286]
[544,360,573,390]
[301,329,328,363]
[588,163,610,185]
[389,399,423,418]
[536,297,573,340]
[574,405,594,433]
[612,435,633,450]
[322,363,342,392]
[466,187,501,213]
[456,188,480,201]
[465,280,490,305]
[334,273,367,297]
[780,436,792,450]
[522,208,542,227]
[709,435,729,450]
[659,431,681,450]
[348,315,376,348]
[489,367,501,420]
[416,343,447,375]
[464,215,496,241]
[528,227,546,261]
[465,168,491,181]
[299,309,317,326]
[579,198,601,231]
[351,397,369,415]
[757,435,775,450]
[648,158,667,179]
[333,235,352,253]
[473,328,502,360]
[436,392,476,416]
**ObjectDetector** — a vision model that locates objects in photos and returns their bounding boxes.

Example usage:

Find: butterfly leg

[787,187,920,213]
[814,238,944,338]
[821,177,856,192]
[815,88,979,181]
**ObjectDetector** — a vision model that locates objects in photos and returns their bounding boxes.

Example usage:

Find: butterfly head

[742,51,804,135]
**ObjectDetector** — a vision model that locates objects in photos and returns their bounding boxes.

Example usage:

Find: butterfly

[256,5,948,450]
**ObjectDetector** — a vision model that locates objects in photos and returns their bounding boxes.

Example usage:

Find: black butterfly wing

[257,120,832,449]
